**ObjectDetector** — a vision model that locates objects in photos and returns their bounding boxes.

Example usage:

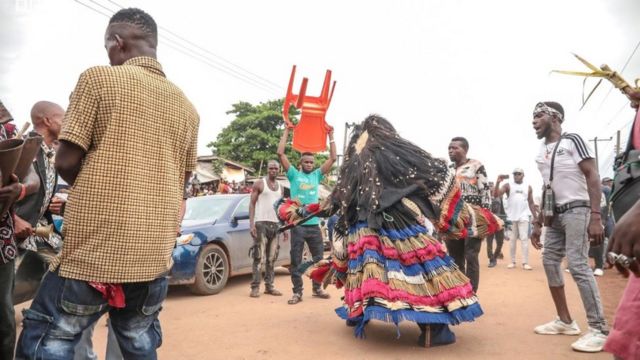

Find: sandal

[264,288,283,296]
[287,293,303,305]
[312,289,330,299]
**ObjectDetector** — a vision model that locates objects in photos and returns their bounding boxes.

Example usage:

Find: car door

[227,196,253,274]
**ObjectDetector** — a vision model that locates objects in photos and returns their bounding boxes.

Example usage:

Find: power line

[76,0,281,94]
[595,38,640,112]
[83,0,278,92]
[106,0,282,90]
[74,0,111,17]
[605,101,630,127]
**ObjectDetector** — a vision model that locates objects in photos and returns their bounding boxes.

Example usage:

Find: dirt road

[15,243,628,360]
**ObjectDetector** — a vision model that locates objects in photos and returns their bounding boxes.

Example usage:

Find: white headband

[533,102,564,122]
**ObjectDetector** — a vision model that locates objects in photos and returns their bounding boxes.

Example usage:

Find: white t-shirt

[535,133,594,206]
[505,180,531,221]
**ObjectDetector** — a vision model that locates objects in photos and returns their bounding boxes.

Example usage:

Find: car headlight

[176,233,194,246]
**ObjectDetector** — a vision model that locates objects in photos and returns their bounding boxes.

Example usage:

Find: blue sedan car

[169,194,292,295]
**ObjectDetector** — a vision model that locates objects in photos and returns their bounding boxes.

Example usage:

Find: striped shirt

[535,133,594,206]
[51,57,199,282]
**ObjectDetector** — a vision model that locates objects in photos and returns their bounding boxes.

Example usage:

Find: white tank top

[505,181,531,221]
[255,177,281,222]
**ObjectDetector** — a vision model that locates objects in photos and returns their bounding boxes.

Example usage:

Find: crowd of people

[0,6,638,360]
[189,180,252,197]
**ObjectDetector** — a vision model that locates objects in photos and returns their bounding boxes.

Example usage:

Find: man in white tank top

[249,160,286,298]
[494,168,537,270]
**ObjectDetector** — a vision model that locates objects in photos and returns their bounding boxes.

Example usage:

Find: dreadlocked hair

[330,114,449,235]
[109,8,158,46]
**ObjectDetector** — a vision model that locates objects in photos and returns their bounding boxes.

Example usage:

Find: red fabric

[306,203,320,213]
[309,264,330,284]
[3,123,16,136]
[604,276,640,359]
[89,282,126,308]
[632,110,640,150]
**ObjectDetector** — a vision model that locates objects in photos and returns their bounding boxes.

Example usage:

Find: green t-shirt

[286,167,323,225]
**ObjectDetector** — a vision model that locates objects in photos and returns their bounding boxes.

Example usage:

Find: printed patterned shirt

[19,142,60,252]
[451,158,491,208]
[0,125,16,264]
[51,57,199,282]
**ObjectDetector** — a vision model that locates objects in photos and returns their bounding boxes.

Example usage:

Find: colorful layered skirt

[334,219,483,337]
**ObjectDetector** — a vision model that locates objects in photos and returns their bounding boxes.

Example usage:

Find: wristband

[17,184,27,201]
[590,211,601,215]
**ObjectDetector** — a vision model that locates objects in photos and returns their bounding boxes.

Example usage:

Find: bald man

[31,101,63,147]
[14,101,64,253]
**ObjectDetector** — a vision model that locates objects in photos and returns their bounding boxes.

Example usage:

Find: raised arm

[493,175,510,198]
[320,128,337,175]
[277,127,291,171]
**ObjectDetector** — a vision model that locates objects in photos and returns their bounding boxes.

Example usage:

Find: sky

[2,0,640,195]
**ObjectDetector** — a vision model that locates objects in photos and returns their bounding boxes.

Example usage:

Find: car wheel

[188,244,229,295]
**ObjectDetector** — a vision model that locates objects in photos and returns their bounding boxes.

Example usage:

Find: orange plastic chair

[282,65,336,153]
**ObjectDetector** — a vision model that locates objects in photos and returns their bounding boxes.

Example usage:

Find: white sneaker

[507,263,516,269]
[593,268,604,277]
[534,317,581,335]
[571,328,607,352]
[523,264,533,270]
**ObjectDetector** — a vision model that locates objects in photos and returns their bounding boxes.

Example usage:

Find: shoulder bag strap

[548,134,566,185]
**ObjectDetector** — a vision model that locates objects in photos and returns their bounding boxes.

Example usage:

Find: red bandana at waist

[89,282,125,308]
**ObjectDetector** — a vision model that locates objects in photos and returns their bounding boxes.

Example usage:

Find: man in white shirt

[529,101,607,353]
[494,168,537,270]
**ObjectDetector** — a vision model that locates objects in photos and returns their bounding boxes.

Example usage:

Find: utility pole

[589,136,613,170]
[616,130,621,156]
[341,122,357,166]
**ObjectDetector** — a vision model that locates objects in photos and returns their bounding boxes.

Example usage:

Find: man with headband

[529,101,608,353]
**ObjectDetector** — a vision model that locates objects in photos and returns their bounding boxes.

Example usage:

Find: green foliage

[207,99,335,176]
[210,158,224,175]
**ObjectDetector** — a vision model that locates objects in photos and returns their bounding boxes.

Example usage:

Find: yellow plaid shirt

[51,57,199,283]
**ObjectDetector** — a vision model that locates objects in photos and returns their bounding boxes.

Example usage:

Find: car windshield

[183,196,234,221]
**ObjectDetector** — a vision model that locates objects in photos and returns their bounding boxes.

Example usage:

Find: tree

[208,99,329,176]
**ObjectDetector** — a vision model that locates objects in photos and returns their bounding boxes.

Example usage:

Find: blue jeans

[290,225,324,295]
[74,318,123,360]
[16,270,167,360]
